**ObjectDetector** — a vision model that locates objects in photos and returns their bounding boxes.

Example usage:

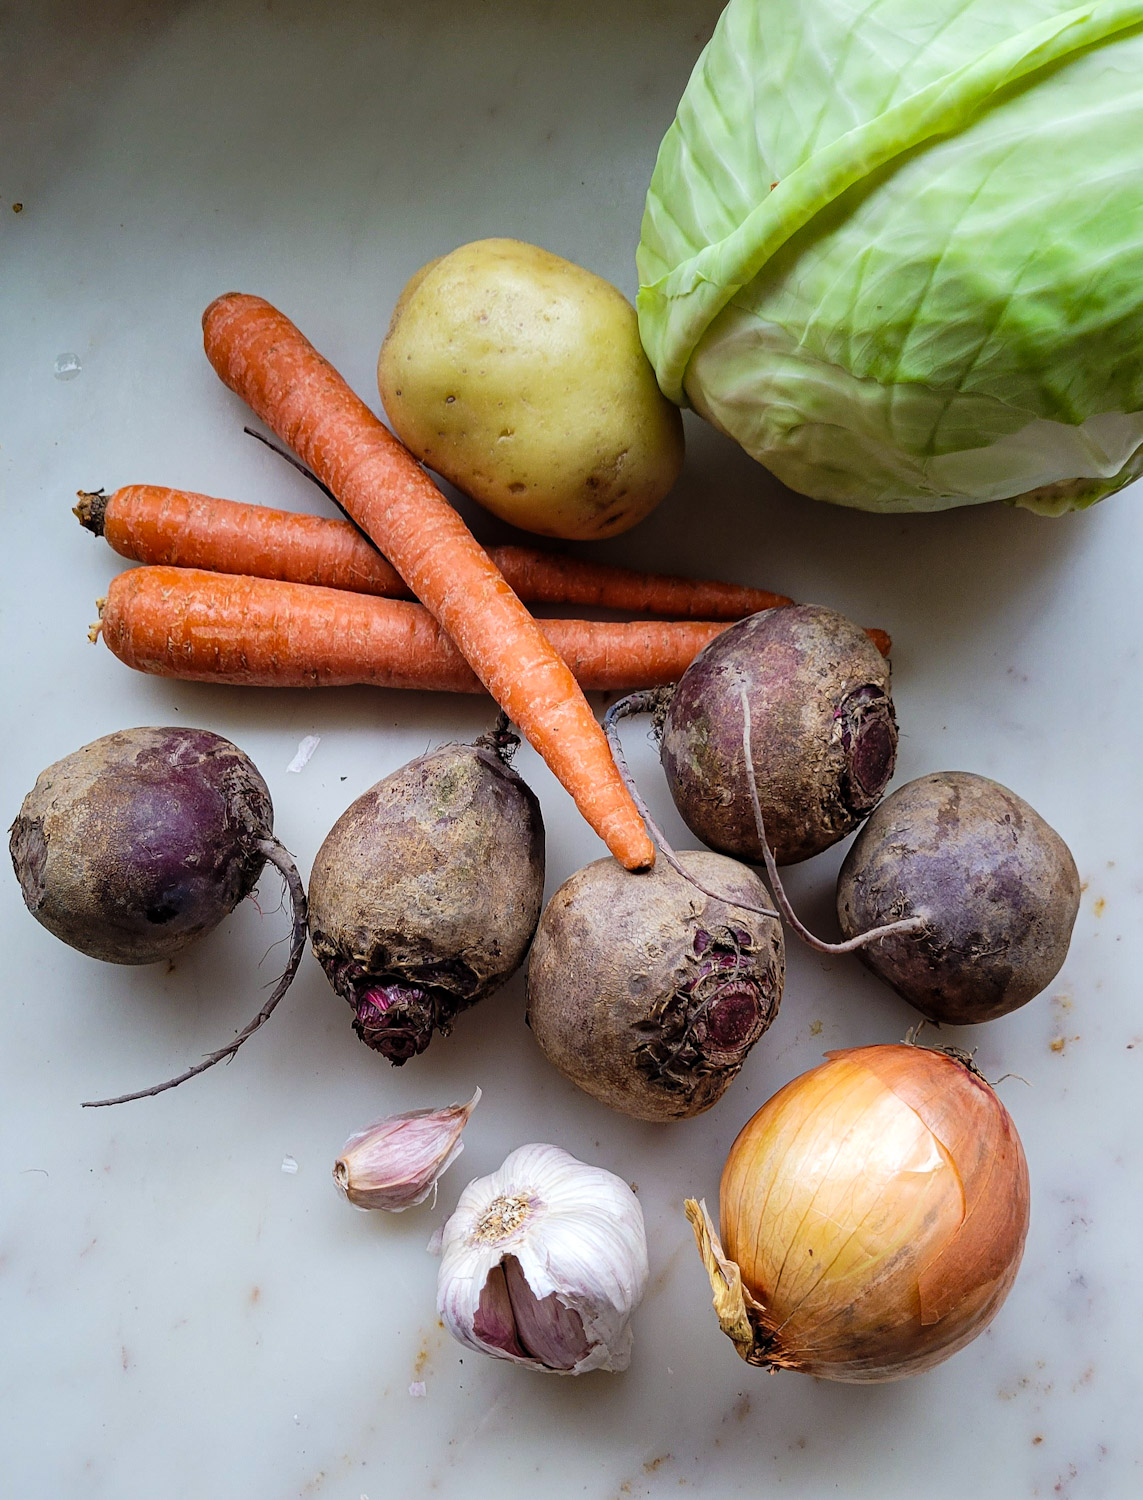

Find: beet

[9,725,306,1105]
[660,605,897,865]
[307,735,545,1062]
[11,726,276,963]
[526,851,784,1122]
[836,771,1080,1025]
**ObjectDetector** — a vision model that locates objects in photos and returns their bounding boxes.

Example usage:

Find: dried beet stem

[81,837,307,1108]
[739,691,925,956]
[603,692,778,922]
[243,425,377,544]
[473,709,518,762]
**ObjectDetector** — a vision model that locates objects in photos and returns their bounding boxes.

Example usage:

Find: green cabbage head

[637,0,1143,514]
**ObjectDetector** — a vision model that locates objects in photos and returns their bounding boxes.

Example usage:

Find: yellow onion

[686,1044,1030,1382]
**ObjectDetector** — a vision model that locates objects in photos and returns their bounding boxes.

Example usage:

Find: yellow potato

[377,239,684,540]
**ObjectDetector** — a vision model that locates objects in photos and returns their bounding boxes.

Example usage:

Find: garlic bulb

[334,1089,480,1211]
[436,1143,649,1374]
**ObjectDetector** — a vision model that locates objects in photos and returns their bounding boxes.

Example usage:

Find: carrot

[97,567,732,695]
[74,485,891,655]
[77,486,407,598]
[75,484,794,616]
[202,293,654,869]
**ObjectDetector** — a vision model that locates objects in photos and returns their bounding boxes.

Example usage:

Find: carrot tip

[616,835,656,872]
[624,853,656,872]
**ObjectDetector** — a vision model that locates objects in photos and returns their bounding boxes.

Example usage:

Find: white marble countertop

[2,4,1140,1497]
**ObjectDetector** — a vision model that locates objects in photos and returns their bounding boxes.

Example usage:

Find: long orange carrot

[75,485,794,616]
[203,294,653,869]
[97,567,731,694]
[74,486,892,656]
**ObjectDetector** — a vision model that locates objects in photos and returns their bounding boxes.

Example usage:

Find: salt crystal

[408,1381,427,1398]
[54,353,81,380]
[281,1155,299,1174]
[286,734,321,773]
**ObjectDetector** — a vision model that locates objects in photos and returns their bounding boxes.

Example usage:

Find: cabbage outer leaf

[638,0,1143,512]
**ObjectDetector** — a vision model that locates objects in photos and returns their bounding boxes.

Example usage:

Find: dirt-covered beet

[660,605,897,865]
[837,771,1080,1025]
[526,851,784,1122]
[308,738,545,1062]
[10,726,275,964]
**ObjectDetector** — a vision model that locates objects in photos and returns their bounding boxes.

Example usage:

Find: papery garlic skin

[334,1089,480,1211]
[436,1143,649,1375]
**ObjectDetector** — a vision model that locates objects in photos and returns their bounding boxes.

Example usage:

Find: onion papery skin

[718,1045,1030,1382]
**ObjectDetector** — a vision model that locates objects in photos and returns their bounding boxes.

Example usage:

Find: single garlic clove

[473,1262,530,1359]
[333,1088,480,1211]
[501,1255,592,1370]
[436,1142,648,1374]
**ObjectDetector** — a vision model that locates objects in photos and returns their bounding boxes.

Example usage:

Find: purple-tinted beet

[836,772,1081,1025]
[660,605,897,866]
[307,739,545,1063]
[526,851,784,1122]
[10,726,274,964]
